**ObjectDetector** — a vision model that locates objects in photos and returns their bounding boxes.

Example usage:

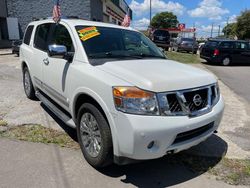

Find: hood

[97,59,217,92]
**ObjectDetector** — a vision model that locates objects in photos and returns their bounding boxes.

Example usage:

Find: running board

[35,91,76,129]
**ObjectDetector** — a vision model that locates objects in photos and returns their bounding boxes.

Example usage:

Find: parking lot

[0,51,250,187]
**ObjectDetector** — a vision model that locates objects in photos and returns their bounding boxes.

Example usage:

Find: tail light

[214,49,220,56]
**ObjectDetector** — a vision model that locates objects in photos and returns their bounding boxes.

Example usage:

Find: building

[0,0,132,42]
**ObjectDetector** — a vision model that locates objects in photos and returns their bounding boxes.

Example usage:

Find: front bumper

[112,96,224,161]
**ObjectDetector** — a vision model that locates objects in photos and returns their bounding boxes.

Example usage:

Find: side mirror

[48,44,67,59]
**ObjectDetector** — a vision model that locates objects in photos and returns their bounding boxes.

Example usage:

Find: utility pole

[218,25,221,37]
[226,17,229,38]
[192,22,196,54]
[149,0,152,26]
[210,23,214,38]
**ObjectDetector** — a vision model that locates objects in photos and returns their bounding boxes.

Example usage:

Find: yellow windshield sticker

[78,26,100,41]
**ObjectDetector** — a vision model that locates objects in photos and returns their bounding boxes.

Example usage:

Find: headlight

[113,87,159,115]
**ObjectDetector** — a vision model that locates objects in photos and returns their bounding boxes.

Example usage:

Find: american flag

[53,0,61,22]
[122,13,131,27]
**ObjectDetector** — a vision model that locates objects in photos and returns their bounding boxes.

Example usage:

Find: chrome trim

[157,83,219,117]
[33,76,69,107]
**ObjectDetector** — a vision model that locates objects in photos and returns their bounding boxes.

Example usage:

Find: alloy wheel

[80,112,102,158]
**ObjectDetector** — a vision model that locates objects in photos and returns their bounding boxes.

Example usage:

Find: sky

[126,0,250,37]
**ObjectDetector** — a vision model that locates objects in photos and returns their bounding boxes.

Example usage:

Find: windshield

[75,26,166,62]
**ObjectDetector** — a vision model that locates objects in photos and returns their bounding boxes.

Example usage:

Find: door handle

[43,58,49,65]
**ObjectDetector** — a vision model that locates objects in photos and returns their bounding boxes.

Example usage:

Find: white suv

[20,18,224,168]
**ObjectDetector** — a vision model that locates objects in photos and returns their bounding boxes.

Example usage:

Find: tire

[23,67,36,99]
[77,103,113,168]
[176,47,179,52]
[193,51,197,54]
[221,57,231,66]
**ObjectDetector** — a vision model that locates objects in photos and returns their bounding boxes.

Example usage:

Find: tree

[222,23,237,38]
[151,12,179,29]
[236,10,250,40]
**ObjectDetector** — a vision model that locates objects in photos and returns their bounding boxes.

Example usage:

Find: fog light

[147,141,155,149]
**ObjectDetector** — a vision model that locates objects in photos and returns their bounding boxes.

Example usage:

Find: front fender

[70,87,119,156]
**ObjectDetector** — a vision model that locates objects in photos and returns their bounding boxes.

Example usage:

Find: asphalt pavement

[204,63,250,103]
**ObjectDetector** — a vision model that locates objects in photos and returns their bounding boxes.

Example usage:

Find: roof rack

[32,16,82,21]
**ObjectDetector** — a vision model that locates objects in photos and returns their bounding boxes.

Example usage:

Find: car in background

[150,29,170,50]
[198,42,205,51]
[172,37,198,54]
[12,40,22,56]
[200,39,250,66]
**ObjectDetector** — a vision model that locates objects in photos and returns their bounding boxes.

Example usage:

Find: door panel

[31,23,52,89]
[42,23,75,109]
[234,42,249,63]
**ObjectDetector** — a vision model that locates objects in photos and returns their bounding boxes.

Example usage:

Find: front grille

[167,94,182,113]
[158,84,219,117]
[172,122,214,144]
[183,88,208,111]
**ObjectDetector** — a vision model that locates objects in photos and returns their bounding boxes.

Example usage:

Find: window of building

[23,25,34,45]
[34,23,51,51]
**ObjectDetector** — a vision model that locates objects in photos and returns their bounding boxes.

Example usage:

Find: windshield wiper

[139,53,166,59]
[107,52,144,59]
[89,52,165,60]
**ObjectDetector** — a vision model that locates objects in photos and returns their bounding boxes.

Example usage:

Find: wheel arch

[71,90,119,156]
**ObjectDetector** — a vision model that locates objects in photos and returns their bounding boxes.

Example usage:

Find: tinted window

[75,26,165,61]
[49,24,74,52]
[34,23,51,51]
[205,41,219,48]
[182,38,194,42]
[23,25,34,45]
[235,42,249,50]
[154,30,170,37]
[220,42,234,49]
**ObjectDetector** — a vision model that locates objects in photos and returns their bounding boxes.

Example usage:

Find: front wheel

[77,103,113,168]
[221,57,231,66]
[23,67,36,99]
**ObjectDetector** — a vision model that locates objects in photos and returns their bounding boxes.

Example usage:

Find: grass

[0,124,79,149]
[212,158,250,185]
[166,51,201,64]
[0,119,8,127]
[177,154,250,185]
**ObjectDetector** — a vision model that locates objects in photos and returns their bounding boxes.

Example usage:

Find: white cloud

[131,18,150,30]
[130,0,186,16]
[196,24,222,38]
[188,0,229,20]
[228,14,237,23]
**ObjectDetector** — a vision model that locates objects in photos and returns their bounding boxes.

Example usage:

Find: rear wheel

[77,103,113,168]
[23,67,36,99]
[221,57,231,66]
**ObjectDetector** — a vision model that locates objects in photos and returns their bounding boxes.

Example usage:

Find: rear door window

[34,23,52,51]
[235,42,249,50]
[23,25,34,45]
